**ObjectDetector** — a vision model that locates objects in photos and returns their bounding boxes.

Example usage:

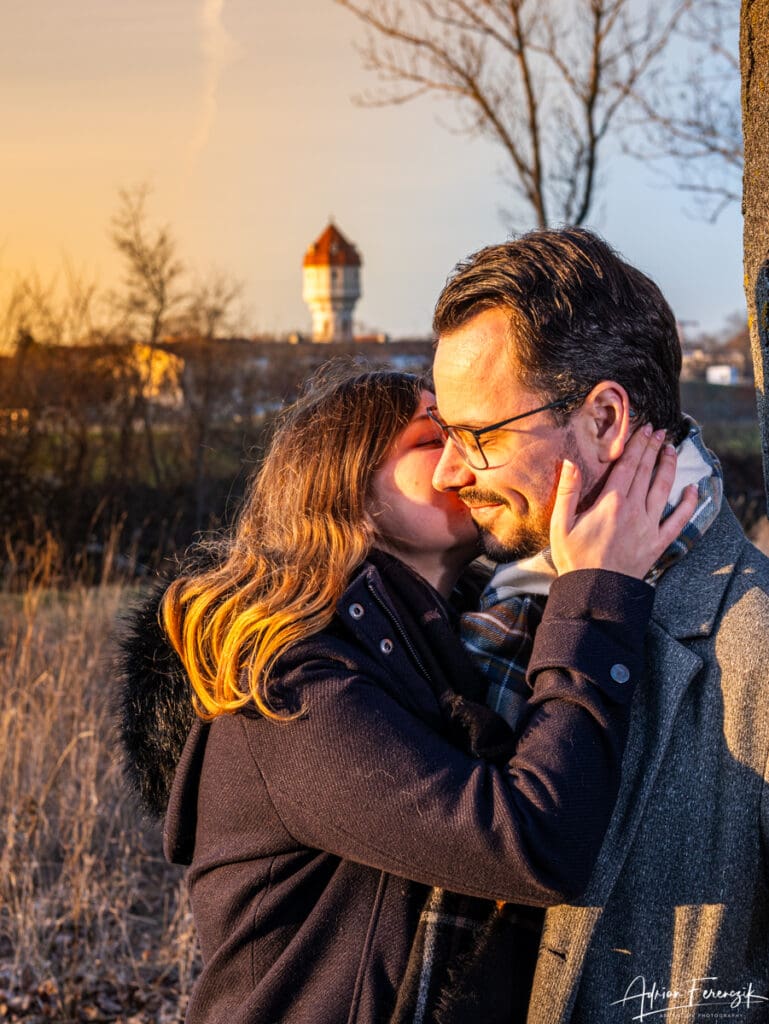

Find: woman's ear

[575,382,634,464]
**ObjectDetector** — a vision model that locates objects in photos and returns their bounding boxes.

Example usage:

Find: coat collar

[651,501,748,640]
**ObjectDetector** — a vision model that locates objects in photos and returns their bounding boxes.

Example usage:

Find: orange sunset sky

[2,0,744,338]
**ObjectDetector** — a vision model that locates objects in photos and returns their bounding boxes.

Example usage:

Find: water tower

[302,222,362,342]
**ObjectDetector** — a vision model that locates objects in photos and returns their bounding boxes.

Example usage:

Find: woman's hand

[550,424,699,578]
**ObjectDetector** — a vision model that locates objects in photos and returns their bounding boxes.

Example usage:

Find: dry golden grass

[0,574,200,1022]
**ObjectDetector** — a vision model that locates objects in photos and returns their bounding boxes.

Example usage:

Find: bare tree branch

[110,184,185,347]
[627,0,741,221]
[109,185,186,488]
[336,0,693,227]
[0,267,106,352]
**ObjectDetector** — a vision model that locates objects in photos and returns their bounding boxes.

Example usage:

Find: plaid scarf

[390,891,541,1024]
[460,420,723,730]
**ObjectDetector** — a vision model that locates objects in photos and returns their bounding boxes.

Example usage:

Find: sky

[1,0,745,340]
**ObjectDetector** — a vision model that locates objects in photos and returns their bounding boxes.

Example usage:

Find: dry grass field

[0,565,199,1022]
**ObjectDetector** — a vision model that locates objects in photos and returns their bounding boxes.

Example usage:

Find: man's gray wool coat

[527,502,769,1024]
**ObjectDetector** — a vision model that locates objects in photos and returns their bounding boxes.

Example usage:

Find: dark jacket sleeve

[240,569,652,907]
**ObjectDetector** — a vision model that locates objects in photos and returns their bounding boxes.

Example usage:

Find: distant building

[706,364,740,386]
[302,222,362,342]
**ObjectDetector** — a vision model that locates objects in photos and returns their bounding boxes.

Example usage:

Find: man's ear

[573,381,633,464]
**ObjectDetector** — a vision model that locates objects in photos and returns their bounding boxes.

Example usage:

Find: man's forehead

[434,306,518,365]
[433,313,530,414]
[435,333,503,380]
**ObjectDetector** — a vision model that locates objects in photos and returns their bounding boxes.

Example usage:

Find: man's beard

[455,486,550,562]
[476,521,546,562]
[462,430,596,563]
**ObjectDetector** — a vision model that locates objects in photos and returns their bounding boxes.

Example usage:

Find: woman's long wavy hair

[162,366,425,721]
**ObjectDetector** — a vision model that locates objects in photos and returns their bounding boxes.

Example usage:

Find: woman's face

[368,390,480,572]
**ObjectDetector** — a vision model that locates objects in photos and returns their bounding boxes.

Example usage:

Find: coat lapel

[581,625,702,903]
[588,502,747,902]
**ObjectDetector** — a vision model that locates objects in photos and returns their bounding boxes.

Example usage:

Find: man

[430,227,769,1023]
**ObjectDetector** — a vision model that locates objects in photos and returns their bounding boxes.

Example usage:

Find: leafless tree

[182,272,244,342]
[174,272,244,530]
[110,185,185,346]
[335,0,693,228]
[630,0,741,222]
[110,186,185,487]
[0,264,102,353]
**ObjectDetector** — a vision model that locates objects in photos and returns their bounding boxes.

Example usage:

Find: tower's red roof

[303,223,361,267]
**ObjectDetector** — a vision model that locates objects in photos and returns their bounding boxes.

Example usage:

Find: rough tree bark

[741,0,769,513]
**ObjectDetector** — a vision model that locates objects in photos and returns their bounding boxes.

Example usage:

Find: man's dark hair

[433,227,686,440]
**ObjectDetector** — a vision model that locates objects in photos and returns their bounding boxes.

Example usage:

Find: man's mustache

[457,488,510,508]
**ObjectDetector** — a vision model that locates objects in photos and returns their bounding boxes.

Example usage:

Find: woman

[118,367,694,1024]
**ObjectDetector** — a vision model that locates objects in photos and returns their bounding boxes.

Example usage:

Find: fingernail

[664,443,676,454]
[642,423,653,437]
[654,429,666,443]
[561,458,574,476]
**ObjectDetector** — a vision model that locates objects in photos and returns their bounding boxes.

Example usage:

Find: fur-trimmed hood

[113,585,194,819]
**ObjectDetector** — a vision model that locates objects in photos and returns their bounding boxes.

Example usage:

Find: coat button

[610,663,630,684]
[348,603,365,620]
[380,638,394,654]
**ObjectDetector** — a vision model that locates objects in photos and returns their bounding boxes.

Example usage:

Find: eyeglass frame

[426,391,591,470]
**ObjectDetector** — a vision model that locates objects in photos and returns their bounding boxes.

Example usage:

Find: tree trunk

[741,0,769,514]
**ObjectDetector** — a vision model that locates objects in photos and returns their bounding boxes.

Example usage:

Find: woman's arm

[242,568,649,907]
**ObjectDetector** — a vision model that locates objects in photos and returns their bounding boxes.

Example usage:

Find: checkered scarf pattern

[390,889,542,1024]
[460,420,723,730]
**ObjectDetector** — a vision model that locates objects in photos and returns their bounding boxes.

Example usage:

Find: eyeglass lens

[448,427,486,469]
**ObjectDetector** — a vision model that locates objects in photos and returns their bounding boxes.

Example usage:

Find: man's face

[432,306,596,562]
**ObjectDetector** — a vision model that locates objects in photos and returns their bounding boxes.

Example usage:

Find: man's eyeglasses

[426,392,589,470]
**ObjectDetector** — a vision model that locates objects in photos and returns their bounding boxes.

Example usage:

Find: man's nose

[433,440,476,492]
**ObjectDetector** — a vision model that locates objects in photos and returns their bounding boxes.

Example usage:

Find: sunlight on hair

[162,366,424,720]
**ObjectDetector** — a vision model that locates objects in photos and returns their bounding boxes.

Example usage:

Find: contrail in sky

[189,0,238,164]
